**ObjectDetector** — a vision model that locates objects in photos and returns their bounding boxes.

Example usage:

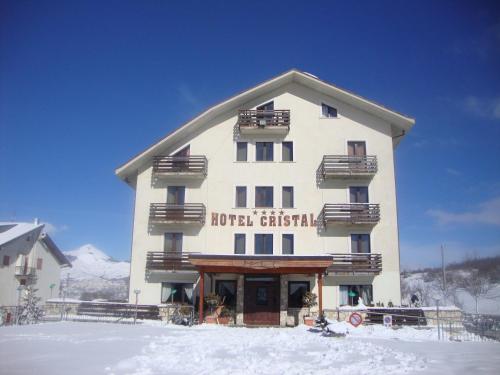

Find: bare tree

[457,269,495,314]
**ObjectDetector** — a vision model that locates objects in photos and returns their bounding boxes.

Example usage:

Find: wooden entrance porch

[188,254,332,325]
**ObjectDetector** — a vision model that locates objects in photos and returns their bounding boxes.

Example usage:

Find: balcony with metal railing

[149,203,206,225]
[146,251,198,273]
[327,253,382,275]
[320,155,377,179]
[14,266,37,279]
[153,156,207,179]
[322,203,380,226]
[238,109,290,134]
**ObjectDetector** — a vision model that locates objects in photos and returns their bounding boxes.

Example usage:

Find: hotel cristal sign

[210,210,317,227]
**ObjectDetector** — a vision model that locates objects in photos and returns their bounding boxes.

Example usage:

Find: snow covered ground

[1,322,499,375]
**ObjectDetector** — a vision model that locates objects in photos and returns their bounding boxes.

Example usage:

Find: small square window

[282,142,293,162]
[36,258,43,270]
[236,142,248,162]
[2,255,10,266]
[322,103,338,118]
[235,186,247,208]
[255,234,273,254]
[255,187,273,208]
[164,233,183,253]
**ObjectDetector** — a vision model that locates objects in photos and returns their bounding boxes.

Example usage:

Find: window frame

[167,186,186,205]
[282,233,294,255]
[256,142,274,162]
[281,141,294,162]
[36,258,43,270]
[164,232,183,253]
[234,233,246,254]
[288,281,310,308]
[339,284,373,306]
[350,233,371,254]
[215,280,237,307]
[235,186,247,208]
[281,186,294,208]
[321,103,338,118]
[255,186,274,208]
[254,233,273,255]
[2,255,10,266]
[236,142,248,162]
[161,282,194,304]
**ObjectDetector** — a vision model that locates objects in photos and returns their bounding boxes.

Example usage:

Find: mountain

[61,244,130,301]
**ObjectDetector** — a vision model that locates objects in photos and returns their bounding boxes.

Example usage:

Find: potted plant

[217,306,234,325]
[204,293,221,324]
[302,291,318,326]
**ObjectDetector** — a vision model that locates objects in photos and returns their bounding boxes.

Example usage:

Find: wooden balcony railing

[322,203,380,225]
[149,203,206,224]
[327,253,382,274]
[14,266,37,278]
[153,156,207,177]
[146,251,198,272]
[238,109,290,132]
[321,155,377,178]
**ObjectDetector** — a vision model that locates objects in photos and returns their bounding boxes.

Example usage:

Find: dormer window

[321,103,338,118]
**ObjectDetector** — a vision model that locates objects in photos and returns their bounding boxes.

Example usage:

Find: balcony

[320,155,377,179]
[146,251,198,273]
[14,266,37,278]
[238,109,290,135]
[322,203,380,226]
[327,253,382,275]
[153,156,207,179]
[149,203,206,225]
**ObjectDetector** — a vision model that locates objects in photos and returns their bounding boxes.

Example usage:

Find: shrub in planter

[302,291,318,326]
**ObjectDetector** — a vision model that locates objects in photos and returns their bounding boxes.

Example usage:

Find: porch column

[318,273,323,316]
[199,270,204,323]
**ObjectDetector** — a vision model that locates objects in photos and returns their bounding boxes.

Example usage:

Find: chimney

[34,218,39,225]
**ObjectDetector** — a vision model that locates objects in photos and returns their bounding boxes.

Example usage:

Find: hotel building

[116,70,414,325]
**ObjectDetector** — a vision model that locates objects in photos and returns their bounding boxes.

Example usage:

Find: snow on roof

[0,222,44,248]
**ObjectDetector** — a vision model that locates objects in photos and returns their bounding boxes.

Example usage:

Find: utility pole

[441,244,446,292]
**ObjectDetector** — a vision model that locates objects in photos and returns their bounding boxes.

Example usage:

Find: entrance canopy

[188,254,332,274]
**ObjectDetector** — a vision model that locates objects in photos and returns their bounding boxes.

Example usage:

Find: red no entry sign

[349,312,363,327]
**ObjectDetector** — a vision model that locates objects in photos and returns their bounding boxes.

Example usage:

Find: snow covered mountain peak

[62,244,130,281]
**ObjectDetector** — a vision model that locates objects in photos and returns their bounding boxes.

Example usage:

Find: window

[349,186,369,203]
[255,234,273,254]
[215,280,237,307]
[234,234,246,254]
[161,282,193,304]
[164,233,183,253]
[282,142,293,162]
[282,234,294,255]
[256,287,268,305]
[282,186,294,208]
[36,258,43,270]
[255,186,273,208]
[20,279,26,286]
[340,285,373,306]
[321,103,338,118]
[347,141,366,157]
[235,186,247,208]
[236,142,248,162]
[256,142,273,161]
[167,186,185,204]
[2,255,9,266]
[257,101,274,111]
[288,281,310,308]
[351,234,370,253]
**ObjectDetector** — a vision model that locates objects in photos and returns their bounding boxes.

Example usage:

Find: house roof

[0,222,44,248]
[40,233,72,267]
[0,222,72,268]
[115,69,415,182]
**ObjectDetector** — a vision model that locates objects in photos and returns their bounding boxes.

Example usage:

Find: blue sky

[1,0,499,269]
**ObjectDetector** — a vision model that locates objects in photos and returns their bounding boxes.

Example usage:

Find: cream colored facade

[0,223,71,307]
[117,70,414,322]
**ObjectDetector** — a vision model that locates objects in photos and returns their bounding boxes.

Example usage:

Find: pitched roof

[115,69,415,182]
[40,233,72,267]
[0,222,44,248]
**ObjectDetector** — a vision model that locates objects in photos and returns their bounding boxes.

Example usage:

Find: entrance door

[244,275,280,325]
